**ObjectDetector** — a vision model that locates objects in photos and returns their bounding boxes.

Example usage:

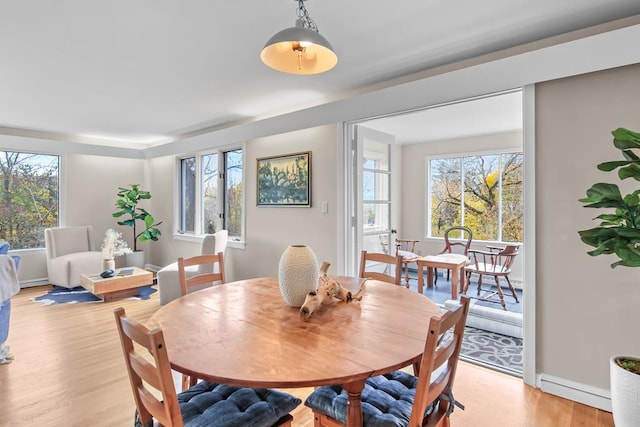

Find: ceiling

[1,1,639,152]
[359,90,523,144]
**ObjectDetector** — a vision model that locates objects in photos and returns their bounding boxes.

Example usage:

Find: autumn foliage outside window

[428,152,524,243]
[0,151,59,249]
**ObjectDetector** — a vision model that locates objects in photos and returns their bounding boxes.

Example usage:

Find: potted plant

[112,184,162,268]
[578,127,640,426]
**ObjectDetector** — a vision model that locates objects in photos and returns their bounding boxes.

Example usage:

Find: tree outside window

[179,148,244,241]
[0,151,59,249]
[428,152,523,243]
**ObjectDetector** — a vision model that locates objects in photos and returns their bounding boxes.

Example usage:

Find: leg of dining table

[451,266,459,299]
[417,262,424,294]
[343,379,366,427]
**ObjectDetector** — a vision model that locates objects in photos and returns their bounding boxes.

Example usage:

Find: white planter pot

[102,259,115,271]
[125,251,145,269]
[610,355,640,427]
[278,245,319,307]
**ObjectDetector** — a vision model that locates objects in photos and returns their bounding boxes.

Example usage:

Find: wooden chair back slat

[441,226,473,256]
[359,250,403,286]
[114,307,184,427]
[178,252,225,297]
[410,296,470,426]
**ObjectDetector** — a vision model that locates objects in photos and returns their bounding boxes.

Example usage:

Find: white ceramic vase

[610,355,640,427]
[278,245,319,307]
[102,258,115,271]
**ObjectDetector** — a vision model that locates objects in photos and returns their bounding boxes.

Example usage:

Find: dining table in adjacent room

[146,275,442,427]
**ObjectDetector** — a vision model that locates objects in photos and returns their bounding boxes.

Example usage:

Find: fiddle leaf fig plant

[112,184,162,252]
[578,128,640,268]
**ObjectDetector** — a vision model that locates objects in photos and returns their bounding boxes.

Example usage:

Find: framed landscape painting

[257,151,311,207]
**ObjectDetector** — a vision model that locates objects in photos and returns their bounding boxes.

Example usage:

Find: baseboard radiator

[537,373,612,412]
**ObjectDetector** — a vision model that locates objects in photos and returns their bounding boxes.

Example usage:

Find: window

[179,148,244,242]
[362,141,391,255]
[428,152,523,243]
[0,151,59,249]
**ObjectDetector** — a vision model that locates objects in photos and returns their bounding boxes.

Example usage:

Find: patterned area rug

[31,285,157,305]
[461,326,523,375]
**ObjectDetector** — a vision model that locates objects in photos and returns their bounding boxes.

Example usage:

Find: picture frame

[257,151,311,207]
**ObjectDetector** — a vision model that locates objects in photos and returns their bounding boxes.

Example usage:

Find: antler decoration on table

[299,262,365,321]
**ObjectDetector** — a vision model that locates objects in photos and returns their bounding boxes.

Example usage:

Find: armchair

[464,244,520,310]
[157,230,228,305]
[44,226,102,288]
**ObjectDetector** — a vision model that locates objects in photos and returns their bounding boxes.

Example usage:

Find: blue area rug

[31,285,157,305]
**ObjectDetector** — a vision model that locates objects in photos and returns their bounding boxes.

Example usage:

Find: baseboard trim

[537,373,612,412]
[18,278,50,288]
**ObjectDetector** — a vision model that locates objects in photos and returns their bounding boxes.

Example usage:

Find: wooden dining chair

[435,226,473,285]
[177,252,226,389]
[395,238,420,288]
[359,250,403,286]
[464,244,520,310]
[178,252,226,297]
[304,296,471,427]
[113,307,300,427]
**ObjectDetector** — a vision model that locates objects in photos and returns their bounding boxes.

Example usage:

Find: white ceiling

[359,90,523,144]
[0,1,639,152]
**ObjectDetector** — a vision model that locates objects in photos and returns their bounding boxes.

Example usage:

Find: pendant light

[261,0,337,75]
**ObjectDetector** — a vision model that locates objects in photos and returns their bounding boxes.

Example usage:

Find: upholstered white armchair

[157,230,228,305]
[44,226,103,288]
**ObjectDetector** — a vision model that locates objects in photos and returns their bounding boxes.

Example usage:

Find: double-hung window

[179,147,244,243]
[0,150,59,249]
[427,151,523,243]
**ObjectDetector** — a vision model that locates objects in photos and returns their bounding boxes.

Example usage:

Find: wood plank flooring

[0,286,614,427]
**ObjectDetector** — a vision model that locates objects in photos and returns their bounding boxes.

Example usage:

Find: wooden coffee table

[80,267,153,302]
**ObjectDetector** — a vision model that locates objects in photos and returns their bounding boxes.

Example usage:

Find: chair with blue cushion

[0,241,21,270]
[114,307,301,427]
[304,296,470,427]
[0,241,21,361]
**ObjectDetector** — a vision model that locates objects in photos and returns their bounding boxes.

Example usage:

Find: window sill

[172,233,245,250]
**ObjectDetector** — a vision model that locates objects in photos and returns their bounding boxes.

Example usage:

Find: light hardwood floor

[0,285,614,427]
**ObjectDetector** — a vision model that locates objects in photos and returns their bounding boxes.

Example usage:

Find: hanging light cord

[296,0,319,33]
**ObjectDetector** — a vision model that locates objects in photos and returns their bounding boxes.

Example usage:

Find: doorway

[343,89,527,376]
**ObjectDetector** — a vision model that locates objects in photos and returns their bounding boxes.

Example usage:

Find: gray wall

[536,63,640,389]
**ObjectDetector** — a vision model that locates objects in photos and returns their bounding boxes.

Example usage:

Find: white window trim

[173,142,246,249]
[424,147,523,243]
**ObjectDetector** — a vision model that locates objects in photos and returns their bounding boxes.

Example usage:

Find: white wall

[399,131,524,281]
[149,124,339,282]
[16,153,147,284]
[536,63,640,391]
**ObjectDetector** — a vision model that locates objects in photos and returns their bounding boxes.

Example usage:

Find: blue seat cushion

[135,381,300,427]
[305,371,434,427]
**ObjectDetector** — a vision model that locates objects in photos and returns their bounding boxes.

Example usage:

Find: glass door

[347,124,398,276]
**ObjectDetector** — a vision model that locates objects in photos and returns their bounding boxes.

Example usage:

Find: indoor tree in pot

[578,127,640,426]
[112,184,162,269]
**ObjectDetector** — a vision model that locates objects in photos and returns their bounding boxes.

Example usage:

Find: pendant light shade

[261,1,337,75]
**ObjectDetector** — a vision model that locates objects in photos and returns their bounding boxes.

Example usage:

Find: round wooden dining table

[146,276,442,427]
